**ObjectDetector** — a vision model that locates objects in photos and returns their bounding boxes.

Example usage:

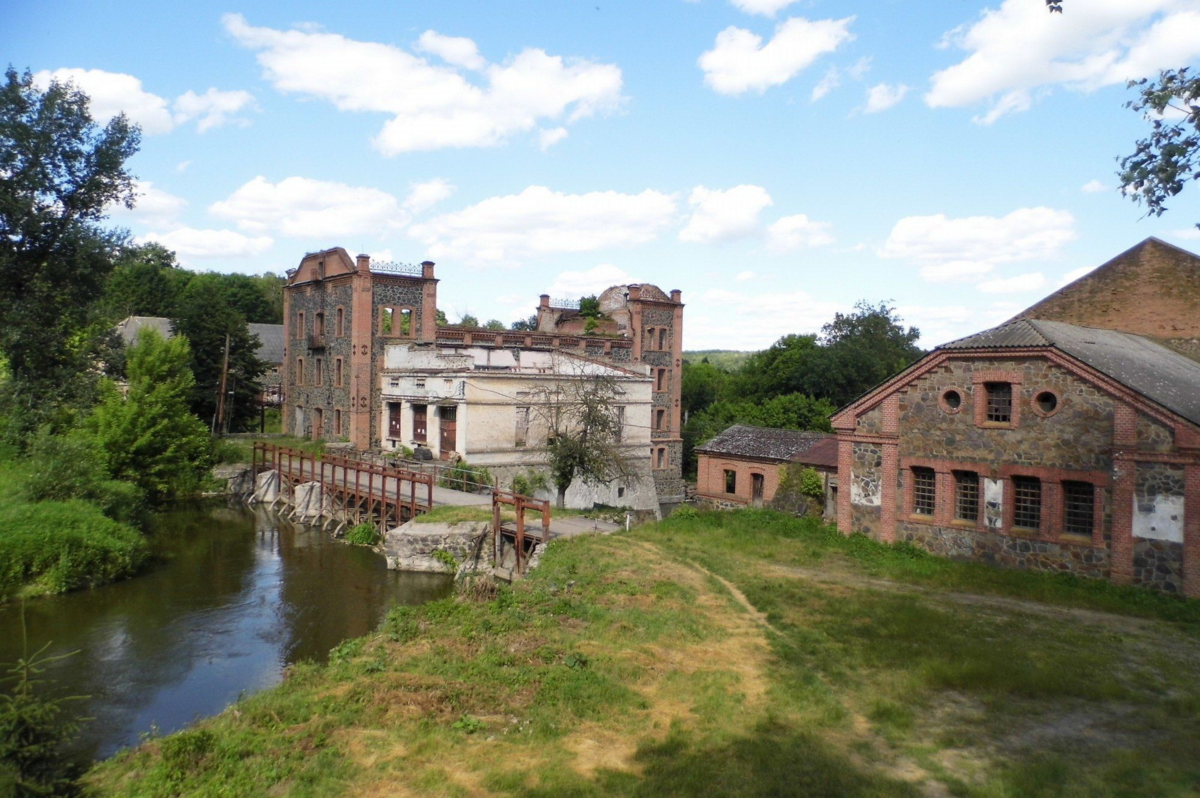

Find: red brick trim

[939,387,966,415]
[1029,388,1062,419]
[1110,461,1135,584]
[837,437,853,535]
[882,395,900,435]
[1185,464,1200,598]
[973,371,1023,429]
[841,433,899,445]
[880,442,898,542]
[1114,403,1137,448]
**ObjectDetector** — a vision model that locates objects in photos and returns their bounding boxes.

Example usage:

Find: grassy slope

[89,510,1200,797]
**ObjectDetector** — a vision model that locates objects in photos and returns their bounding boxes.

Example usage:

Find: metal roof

[696,424,835,463]
[939,319,1200,426]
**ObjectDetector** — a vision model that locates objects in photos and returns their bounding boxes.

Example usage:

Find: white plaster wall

[1133,494,1185,542]
[984,478,1004,530]
[850,480,880,507]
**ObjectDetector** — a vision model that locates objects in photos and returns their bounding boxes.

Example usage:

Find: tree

[102,242,190,320]
[1120,68,1200,231]
[0,67,139,441]
[173,279,264,432]
[483,319,506,331]
[510,315,539,331]
[680,360,731,418]
[89,328,212,504]
[531,360,635,508]
[458,313,480,328]
[816,301,923,407]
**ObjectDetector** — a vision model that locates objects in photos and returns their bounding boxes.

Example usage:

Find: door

[751,473,765,506]
[388,403,403,439]
[439,405,457,459]
[312,407,323,440]
[412,404,427,443]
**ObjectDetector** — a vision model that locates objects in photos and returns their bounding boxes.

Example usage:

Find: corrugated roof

[115,316,285,366]
[939,319,1200,426]
[696,424,835,462]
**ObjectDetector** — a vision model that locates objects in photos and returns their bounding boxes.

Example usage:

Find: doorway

[412,404,427,443]
[388,403,403,439]
[439,406,457,459]
[751,473,765,506]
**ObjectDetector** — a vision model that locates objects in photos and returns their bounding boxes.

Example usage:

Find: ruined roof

[116,316,285,366]
[696,425,835,463]
[940,318,1200,426]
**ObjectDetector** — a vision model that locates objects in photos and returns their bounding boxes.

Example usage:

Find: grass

[413,505,551,526]
[87,509,1200,797]
[213,435,328,464]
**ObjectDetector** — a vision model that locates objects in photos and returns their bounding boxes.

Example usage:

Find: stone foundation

[896,522,1111,580]
[1132,538,1184,593]
[383,520,491,574]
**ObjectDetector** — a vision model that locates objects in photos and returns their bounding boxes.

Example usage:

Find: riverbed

[0,501,452,763]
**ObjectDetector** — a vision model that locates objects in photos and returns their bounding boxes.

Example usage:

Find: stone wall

[370,278,433,448]
[287,279,355,439]
[383,520,491,574]
[1136,414,1175,452]
[898,522,1111,579]
[850,442,882,534]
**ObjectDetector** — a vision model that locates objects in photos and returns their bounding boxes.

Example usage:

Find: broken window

[515,406,529,448]
[1013,476,1041,530]
[724,468,736,493]
[985,382,1013,424]
[954,470,979,522]
[912,467,936,516]
[336,307,345,337]
[380,307,413,336]
[658,328,668,350]
[1062,481,1094,538]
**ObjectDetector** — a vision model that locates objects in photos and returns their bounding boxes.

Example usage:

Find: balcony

[308,333,326,350]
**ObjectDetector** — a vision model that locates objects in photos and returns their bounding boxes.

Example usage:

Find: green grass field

[89,509,1200,797]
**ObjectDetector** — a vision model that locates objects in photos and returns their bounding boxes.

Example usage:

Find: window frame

[953,470,980,523]
[1011,475,1042,532]
[723,468,736,494]
[911,466,936,517]
[1061,480,1095,540]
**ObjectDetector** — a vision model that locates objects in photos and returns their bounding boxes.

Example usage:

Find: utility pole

[213,333,231,434]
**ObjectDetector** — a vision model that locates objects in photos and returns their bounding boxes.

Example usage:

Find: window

[380,307,413,336]
[313,407,323,438]
[724,468,736,493]
[1013,476,1041,530]
[336,307,345,337]
[334,409,341,436]
[315,358,323,385]
[615,406,625,442]
[335,358,343,387]
[315,312,325,336]
[296,357,304,384]
[985,382,1013,423]
[1062,481,1094,538]
[655,408,665,430]
[515,406,529,448]
[412,404,427,443]
[657,447,666,469]
[297,311,305,336]
[656,368,666,392]
[912,467,936,516]
[658,328,668,350]
[941,389,962,413]
[646,327,655,348]
[1035,391,1058,415]
[954,471,979,522]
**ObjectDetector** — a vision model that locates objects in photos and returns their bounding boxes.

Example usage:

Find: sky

[6,0,1200,350]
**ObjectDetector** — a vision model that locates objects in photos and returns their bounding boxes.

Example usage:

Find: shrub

[21,428,144,524]
[799,467,825,500]
[438,461,494,494]
[160,729,216,776]
[432,549,459,570]
[511,470,549,497]
[0,500,149,599]
[344,523,379,546]
[671,504,699,521]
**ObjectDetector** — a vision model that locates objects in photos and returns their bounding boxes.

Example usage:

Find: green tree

[458,313,480,328]
[1120,68,1200,231]
[220,273,276,324]
[173,279,265,432]
[681,360,731,418]
[816,301,923,407]
[483,319,506,331]
[90,328,211,504]
[510,315,539,331]
[0,67,139,441]
[102,242,190,320]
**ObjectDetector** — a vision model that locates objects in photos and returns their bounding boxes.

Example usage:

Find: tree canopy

[1120,68,1200,232]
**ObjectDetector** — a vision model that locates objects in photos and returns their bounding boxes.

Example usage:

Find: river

[0,501,452,764]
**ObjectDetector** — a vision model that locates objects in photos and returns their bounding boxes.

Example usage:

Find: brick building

[832,317,1200,596]
[696,425,837,509]
[282,248,685,510]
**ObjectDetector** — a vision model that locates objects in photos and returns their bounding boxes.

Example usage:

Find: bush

[432,549,459,570]
[799,467,825,500]
[438,461,494,494]
[0,500,149,599]
[21,427,144,524]
[671,504,699,521]
[344,523,379,546]
[510,470,549,497]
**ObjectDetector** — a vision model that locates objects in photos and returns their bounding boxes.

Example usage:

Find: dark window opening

[1013,476,1041,530]
[1063,481,1094,537]
[1036,391,1058,414]
[724,469,736,494]
[912,467,936,516]
[954,470,979,522]
[986,382,1013,423]
[943,389,962,410]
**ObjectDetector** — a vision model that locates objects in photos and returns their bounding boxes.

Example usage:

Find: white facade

[379,344,659,511]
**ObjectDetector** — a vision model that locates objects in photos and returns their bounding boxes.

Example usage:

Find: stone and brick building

[696,425,837,510]
[282,248,685,511]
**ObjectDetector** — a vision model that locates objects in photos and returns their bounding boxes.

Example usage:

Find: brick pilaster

[837,437,853,535]
[880,442,898,543]
[1184,464,1200,599]
[1110,457,1135,585]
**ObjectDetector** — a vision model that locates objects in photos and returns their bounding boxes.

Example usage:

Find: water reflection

[0,502,452,763]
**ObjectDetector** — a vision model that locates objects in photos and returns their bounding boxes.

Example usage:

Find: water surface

[0,502,451,763]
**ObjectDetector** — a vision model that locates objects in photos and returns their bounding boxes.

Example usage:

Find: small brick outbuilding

[696,425,837,508]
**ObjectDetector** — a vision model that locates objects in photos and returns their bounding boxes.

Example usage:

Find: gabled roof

[696,424,835,463]
[116,315,172,346]
[115,316,285,366]
[940,319,1200,427]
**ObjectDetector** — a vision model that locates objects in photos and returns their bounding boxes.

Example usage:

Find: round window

[942,389,962,411]
[1036,391,1058,414]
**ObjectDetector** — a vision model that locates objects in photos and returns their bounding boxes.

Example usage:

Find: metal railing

[371,261,424,277]
[492,490,551,576]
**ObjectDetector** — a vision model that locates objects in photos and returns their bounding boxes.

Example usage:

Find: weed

[343,522,379,546]
[451,714,486,734]
[432,549,459,570]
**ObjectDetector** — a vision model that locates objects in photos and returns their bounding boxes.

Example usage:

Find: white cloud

[864,82,908,113]
[811,67,839,101]
[897,302,1018,347]
[680,185,773,244]
[539,126,569,150]
[848,56,873,80]
[977,272,1046,293]
[109,181,188,227]
[698,16,855,95]
[547,264,637,297]
[176,160,191,173]
[879,207,1076,282]
[927,0,1200,123]
[138,227,273,262]
[1170,227,1200,240]
[403,178,456,215]
[735,270,755,282]
[728,0,801,17]
[414,30,486,70]
[687,288,844,349]
[1081,179,1109,194]
[172,88,256,132]
[223,14,623,154]
[766,214,835,251]
[408,185,677,264]
[33,68,254,134]
[33,68,174,134]
[210,176,408,239]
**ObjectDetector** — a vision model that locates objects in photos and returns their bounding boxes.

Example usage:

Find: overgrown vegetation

[343,523,380,546]
[88,509,1200,797]
[438,460,495,494]
[510,470,549,497]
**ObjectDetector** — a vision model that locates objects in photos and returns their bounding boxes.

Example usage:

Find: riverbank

[88,509,1200,797]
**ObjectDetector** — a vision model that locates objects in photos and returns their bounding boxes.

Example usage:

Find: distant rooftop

[116,316,285,366]
[696,424,836,467]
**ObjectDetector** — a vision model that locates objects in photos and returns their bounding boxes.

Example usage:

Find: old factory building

[695,425,836,510]
[281,248,685,511]
[833,238,1200,595]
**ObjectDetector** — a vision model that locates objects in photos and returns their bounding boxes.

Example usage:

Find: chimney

[422,260,435,279]
[670,289,682,303]
[356,253,370,274]
[628,285,642,301]
[539,294,550,309]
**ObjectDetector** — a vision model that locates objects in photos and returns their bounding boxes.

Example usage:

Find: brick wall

[696,453,783,505]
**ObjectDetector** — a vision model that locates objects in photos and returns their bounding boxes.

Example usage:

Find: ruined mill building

[281,248,685,513]
[834,238,1200,596]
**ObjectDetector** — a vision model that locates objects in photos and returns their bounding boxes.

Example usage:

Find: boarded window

[1013,476,1041,530]
[1063,481,1094,537]
[954,471,979,522]
[412,404,427,443]
[515,406,529,448]
[986,382,1013,423]
[912,467,936,516]
[724,468,736,493]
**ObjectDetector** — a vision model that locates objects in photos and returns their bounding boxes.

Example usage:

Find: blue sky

[7,0,1200,349]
